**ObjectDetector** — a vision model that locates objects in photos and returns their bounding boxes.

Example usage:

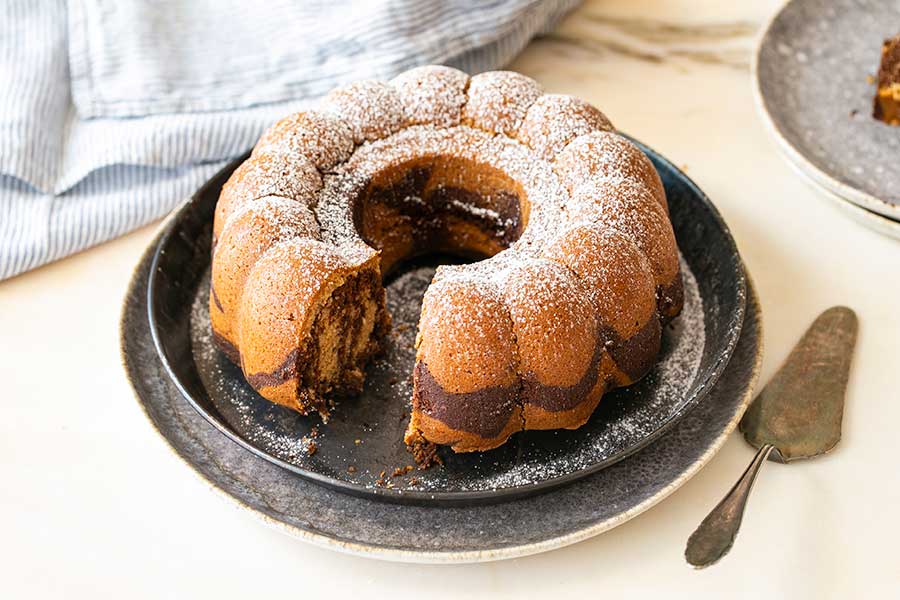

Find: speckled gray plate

[145,143,746,505]
[122,232,761,562]
[754,0,900,220]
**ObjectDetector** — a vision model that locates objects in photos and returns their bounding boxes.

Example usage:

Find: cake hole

[353,155,529,276]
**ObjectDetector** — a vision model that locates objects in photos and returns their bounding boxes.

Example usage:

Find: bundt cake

[209,66,684,456]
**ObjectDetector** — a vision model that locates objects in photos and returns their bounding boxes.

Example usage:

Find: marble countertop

[2,1,898,597]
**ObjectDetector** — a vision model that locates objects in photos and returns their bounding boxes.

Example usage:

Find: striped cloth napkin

[0,0,578,280]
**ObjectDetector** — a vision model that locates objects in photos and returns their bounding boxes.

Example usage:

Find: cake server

[684,306,858,568]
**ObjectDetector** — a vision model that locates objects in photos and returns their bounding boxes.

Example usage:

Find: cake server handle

[684,443,775,568]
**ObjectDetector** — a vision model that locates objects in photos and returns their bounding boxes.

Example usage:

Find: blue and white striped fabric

[0,0,579,280]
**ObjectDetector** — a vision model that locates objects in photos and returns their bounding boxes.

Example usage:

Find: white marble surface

[2,1,898,597]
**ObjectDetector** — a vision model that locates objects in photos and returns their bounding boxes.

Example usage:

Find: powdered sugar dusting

[314,124,568,256]
[517,94,615,160]
[254,110,354,170]
[462,71,543,135]
[543,223,657,336]
[566,179,677,284]
[416,273,520,390]
[322,80,404,144]
[501,256,598,384]
[555,131,663,202]
[390,65,469,128]
[226,151,322,204]
[213,151,323,239]
[223,196,320,245]
[233,70,657,291]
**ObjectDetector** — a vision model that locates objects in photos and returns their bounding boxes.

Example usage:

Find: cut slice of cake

[874,34,900,125]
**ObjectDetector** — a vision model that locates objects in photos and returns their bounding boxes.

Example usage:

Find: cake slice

[236,238,390,418]
[874,34,900,125]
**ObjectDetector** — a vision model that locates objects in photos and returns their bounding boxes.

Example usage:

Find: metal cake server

[684,306,858,568]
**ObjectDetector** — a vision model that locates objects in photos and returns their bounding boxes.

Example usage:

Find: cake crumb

[354,438,362,445]
[309,426,319,438]
[392,465,415,477]
[347,465,357,473]
[306,441,318,456]
[406,433,443,469]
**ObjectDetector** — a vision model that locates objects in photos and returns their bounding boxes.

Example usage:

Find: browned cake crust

[210,196,320,351]
[236,238,389,417]
[208,66,684,456]
[874,34,900,125]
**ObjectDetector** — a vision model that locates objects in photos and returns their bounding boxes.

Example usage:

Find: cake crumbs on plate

[375,470,390,487]
[406,435,443,469]
[392,465,414,477]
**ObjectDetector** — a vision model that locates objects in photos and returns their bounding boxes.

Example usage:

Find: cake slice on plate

[874,34,900,125]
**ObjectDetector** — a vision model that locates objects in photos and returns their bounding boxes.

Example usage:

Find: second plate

[754,0,900,220]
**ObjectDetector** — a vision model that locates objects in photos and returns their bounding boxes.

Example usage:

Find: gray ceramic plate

[754,0,900,220]
[122,232,762,562]
[145,143,746,505]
